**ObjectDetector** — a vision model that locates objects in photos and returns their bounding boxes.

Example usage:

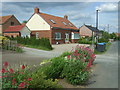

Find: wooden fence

[1,40,18,51]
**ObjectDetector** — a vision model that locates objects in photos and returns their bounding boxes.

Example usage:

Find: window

[62,22,67,26]
[36,32,39,39]
[50,19,56,24]
[55,32,61,40]
[71,32,80,39]
[11,22,14,26]
[69,23,73,27]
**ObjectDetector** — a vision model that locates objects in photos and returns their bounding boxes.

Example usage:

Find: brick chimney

[34,7,40,13]
[64,15,68,19]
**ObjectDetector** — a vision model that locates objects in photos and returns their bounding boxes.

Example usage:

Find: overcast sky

[1,2,118,33]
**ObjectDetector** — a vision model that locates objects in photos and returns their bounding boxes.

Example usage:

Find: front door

[65,33,69,42]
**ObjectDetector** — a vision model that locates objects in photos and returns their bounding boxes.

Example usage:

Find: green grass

[94,42,111,54]
[16,47,24,53]
[24,45,53,51]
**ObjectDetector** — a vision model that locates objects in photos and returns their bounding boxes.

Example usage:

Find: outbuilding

[3,25,31,38]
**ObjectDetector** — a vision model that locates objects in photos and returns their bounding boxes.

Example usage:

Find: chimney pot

[34,7,40,13]
[64,15,68,19]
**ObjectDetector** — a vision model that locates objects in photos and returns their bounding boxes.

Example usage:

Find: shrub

[42,45,96,85]
[29,70,61,88]
[1,62,61,88]
[9,37,53,50]
[78,37,95,44]
[2,62,32,88]
[61,60,89,85]
[43,57,65,79]
[98,38,109,43]
[60,51,71,57]
[61,45,95,85]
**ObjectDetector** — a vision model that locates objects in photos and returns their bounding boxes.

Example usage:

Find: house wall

[79,25,92,37]
[0,25,2,35]
[26,14,50,31]
[4,32,20,37]
[2,15,21,32]
[20,26,31,38]
[31,30,52,43]
[51,29,72,44]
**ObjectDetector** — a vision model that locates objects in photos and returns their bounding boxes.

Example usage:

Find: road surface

[87,41,118,88]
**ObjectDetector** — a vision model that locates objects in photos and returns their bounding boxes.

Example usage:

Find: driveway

[2,43,89,68]
[87,41,118,88]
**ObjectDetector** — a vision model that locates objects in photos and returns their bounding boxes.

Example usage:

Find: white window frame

[71,32,80,39]
[69,23,73,27]
[36,32,39,39]
[55,32,61,40]
[50,19,56,24]
[62,22,67,26]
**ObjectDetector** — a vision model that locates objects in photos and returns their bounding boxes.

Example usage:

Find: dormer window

[62,22,67,26]
[50,19,56,24]
[11,22,14,26]
[69,23,73,27]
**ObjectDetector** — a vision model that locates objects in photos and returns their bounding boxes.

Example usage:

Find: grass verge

[24,45,53,51]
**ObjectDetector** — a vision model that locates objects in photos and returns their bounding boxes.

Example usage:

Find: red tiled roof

[4,25,25,32]
[0,15,13,24]
[39,13,78,30]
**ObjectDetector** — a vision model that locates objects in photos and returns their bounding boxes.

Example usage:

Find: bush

[42,45,96,85]
[29,70,61,88]
[61,60,89,85]
[78,37,95,44]
[9,37,53,50]
[98,38,109,43]
[43,57,65,79]
[61,46,95,85]
[60,51,71,57]
[1,61,61,88]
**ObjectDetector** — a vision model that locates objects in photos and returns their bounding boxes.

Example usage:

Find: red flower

[18,82,26,88]
[67,55,71,59]
[28,78,32,81]
[12,78,16,85]
[3,62,8,68]
[87,60,92,68]
[1,68,5,73]
[9,68,14,73]
[21,65,25,69]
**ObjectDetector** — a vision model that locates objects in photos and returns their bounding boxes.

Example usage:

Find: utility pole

[96,9,100,44]
[107,24,109,33]
[96,9,99,29]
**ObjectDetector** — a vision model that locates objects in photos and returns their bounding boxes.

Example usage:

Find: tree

[22,21,27,23]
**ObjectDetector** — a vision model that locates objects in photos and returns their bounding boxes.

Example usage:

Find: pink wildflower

[9,68,14,73]
[28,78,32,81]
[21,65,25,69]
[3,62,8,68]
[1,68,5,73]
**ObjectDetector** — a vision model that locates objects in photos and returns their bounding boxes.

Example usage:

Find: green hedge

[9,37,53,50]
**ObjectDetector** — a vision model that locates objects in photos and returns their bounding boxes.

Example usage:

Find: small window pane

[50,19,56,24]
[62,22,67,26]
[11,22,14,26]
[55,33,61,40]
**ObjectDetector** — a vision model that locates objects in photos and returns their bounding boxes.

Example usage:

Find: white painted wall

[26,14,50,31]
[20,26,31,38]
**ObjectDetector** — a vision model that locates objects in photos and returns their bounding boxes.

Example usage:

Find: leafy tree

[22,21,27,23]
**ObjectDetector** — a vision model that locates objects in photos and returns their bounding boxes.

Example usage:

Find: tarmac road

[87,41,118,88]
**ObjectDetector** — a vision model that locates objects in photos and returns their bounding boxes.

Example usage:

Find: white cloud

[70,13,92,20]
[96,3,118,13]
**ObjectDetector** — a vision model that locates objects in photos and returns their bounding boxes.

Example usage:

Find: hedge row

[9,37,53,50]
